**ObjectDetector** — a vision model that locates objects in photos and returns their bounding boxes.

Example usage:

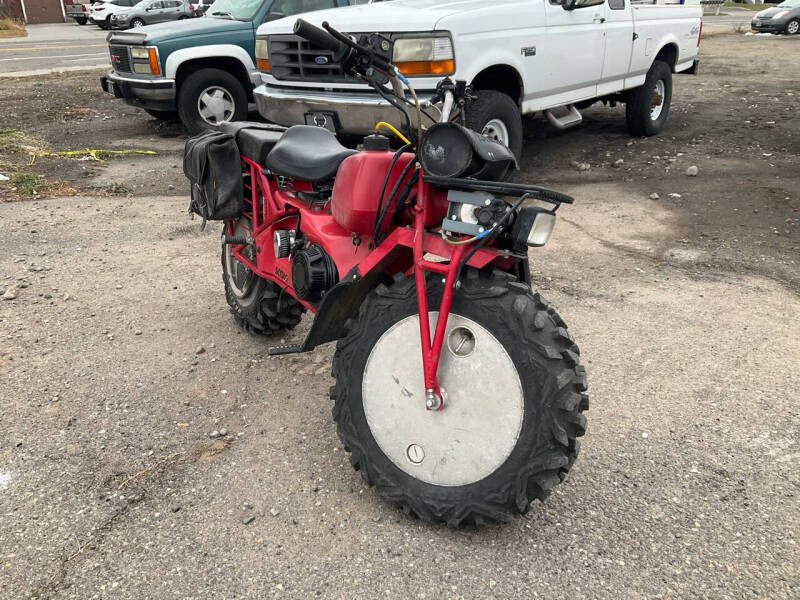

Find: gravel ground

[1,34,799,599]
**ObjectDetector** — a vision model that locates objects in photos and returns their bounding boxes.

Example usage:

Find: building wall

[0,0,26,21]
[14,0,67,23]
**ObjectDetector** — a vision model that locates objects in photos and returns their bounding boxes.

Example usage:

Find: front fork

[412,180,466,411]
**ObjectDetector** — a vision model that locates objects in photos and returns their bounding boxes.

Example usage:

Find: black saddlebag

[183,129,244,227]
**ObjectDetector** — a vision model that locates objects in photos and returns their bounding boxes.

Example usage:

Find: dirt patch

[0,17,26,39]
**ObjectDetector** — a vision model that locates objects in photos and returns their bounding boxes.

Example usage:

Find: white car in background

[89,0,140,29]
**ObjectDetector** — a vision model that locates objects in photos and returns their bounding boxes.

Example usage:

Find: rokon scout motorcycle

[185,19,588,527]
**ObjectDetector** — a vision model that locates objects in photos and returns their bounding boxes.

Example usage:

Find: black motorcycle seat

[218,121,286,165]
[265,125,357,183]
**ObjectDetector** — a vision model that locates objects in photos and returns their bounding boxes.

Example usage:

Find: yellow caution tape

[34,148,157,163]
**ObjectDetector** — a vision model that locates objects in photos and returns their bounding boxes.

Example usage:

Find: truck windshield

[206,0,264,20]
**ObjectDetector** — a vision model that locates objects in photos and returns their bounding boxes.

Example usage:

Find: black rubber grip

[293,18,343,53]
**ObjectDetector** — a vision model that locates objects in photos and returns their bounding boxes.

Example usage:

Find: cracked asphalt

[1,33,799,600]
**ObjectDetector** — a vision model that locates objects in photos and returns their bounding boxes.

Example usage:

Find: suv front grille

[268,35,353,83]
[109,45,132,73]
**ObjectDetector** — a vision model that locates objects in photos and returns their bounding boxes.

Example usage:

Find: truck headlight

[392,35,454,76]
[255,38,270,72]
[130,46,160,75]
[511,207,556,248]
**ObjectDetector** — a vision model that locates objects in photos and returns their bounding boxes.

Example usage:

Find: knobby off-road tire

[330,269,588,527]
[464,89,524,163]
[221,221,304,336]
[625,60,672,137]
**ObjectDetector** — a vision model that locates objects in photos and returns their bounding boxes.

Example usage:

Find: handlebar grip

[293,18,344,54]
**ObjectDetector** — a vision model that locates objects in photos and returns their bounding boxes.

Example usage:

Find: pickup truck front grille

[268,35,351,83]
[109,45,132,73]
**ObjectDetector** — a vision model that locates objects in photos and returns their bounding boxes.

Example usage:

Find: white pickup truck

[251,0,702,157]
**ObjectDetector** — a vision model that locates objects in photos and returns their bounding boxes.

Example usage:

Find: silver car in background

[110,0,194,29]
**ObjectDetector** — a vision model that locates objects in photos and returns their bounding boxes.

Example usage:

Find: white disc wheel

[362,312,524,487]
[197,86,235,125]
[650,79,666,121]
[481,118,510,147]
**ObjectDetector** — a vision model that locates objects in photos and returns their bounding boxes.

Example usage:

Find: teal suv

[100,0,359,134]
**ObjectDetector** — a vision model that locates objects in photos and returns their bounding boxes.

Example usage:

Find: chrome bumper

[253,84,435,135]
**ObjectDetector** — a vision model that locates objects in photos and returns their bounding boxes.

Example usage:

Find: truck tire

[177,68,248,135]
[75,17,88,25]
[221,220,304,336]
[625,60,672,137]
[464,90,523,162]
[330,270,588,527]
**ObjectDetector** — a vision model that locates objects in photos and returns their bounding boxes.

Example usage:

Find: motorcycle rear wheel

[330,269,588,527]
[221,220,304,336]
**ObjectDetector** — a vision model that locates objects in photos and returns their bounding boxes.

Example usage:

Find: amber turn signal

[396,59,454,76]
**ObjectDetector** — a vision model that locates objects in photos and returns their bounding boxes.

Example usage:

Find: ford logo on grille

[314,56,329,65]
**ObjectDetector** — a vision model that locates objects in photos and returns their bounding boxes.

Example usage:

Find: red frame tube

[229,153,515,408]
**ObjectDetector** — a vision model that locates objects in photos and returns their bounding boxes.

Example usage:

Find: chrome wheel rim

[362,312,524,487]
[482,118,510,147]
[198,86,235,125]
[651,79,666,121]
[788,21,799,34]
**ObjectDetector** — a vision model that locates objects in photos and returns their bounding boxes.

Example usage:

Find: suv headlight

[392,35,454,76]
[130,46,161,76]
[255,38,270,72]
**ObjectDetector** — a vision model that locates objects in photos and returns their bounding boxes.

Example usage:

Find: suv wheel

[177,68,248,135]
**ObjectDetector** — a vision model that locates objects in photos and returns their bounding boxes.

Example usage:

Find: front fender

[164,45,255,80]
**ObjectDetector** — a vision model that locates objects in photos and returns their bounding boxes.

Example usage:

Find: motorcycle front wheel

[330,269,588,527]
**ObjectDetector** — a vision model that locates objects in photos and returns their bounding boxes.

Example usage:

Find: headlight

[255,38,270,72]
[129,46,160,76]
[511,207,556,248]
[774,10,789,18]
[115,13,127,18]
[392,35,454,76]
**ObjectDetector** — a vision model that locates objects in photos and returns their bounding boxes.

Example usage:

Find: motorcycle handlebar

[293,18,344,54]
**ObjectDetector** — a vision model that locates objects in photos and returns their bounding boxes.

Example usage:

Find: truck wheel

[75,17,88,25]
[625,60,672,137]
[144,108,178,120]
[178,68,248,135]
[464,90,523,162]
[786,19,799,35]
[330,270,588,527]
[221,220,304,336]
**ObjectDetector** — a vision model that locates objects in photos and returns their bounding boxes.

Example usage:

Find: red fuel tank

[331,149,416,236]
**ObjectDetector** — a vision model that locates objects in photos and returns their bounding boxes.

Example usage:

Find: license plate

[304,111,338,133]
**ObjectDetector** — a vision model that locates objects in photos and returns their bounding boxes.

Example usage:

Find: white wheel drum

[362,312,524,487]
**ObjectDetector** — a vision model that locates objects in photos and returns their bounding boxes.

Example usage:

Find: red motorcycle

[190,20,588,527]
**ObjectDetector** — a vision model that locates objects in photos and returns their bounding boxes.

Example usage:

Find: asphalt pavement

[0,23,109,77]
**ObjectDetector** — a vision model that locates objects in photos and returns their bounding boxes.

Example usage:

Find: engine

[290,243,338,302]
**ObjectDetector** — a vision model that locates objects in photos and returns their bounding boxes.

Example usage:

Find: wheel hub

[481,118,510,147]
[198,86,235,125]
[650,80,665,121]
[362,312,524,487]
[225,238,256,299]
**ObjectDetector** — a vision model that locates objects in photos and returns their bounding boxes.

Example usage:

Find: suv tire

[177,68,249,135]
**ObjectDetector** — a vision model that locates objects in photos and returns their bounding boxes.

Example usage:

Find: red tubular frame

[230,153,516,409]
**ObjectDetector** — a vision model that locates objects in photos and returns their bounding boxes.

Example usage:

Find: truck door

[598,0,635,95]
[541,0,606,105]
